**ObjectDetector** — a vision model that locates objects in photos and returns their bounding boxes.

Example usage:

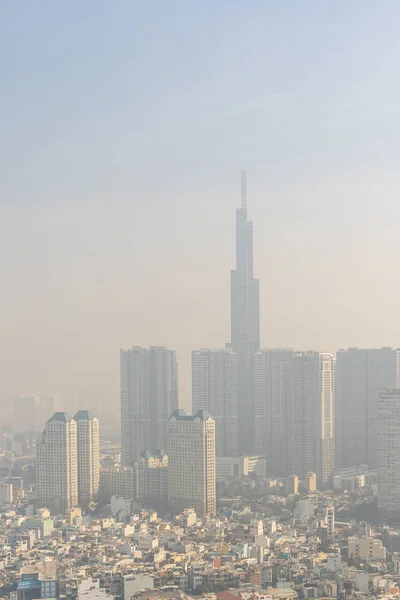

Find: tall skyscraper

[336,348,400,469]
[192,348,238,456]
[120,346,178,465]
[14,395,39,432]
[168,409,216,516]
[253,348,294,473]
[377,388,400,519]
[230,172,260,454]
[74,410,100,507]
[37,412,78,514]
[283,352,334,484]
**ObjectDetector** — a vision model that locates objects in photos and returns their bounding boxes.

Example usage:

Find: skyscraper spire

[230,172,260,455]
[241,170,247,216]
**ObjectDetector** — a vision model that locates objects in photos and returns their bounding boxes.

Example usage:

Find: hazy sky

[2,1,400,415]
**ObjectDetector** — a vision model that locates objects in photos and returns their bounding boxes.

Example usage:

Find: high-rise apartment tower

[283,352,334,484]
[192,348,238,456]
[74,410,100,507]
[37,412,78,514]
[120,346,178,465]
[377,388,400,519]
[168,410,216,516]
[253,348,294,473]
[336,348,400,468]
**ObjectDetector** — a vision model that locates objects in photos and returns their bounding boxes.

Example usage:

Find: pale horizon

[2,1,400,420]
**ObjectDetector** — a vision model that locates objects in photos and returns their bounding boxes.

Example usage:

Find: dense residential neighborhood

[1,428,400,600]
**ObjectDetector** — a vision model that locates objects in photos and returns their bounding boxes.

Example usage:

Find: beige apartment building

[168,410,216,516]
[74,410,100,508]
[348,536,386,560]
[137,450,168,512]
[99,465,137,503]
[37,412,78,514]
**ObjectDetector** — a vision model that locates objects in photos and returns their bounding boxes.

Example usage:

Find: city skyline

[3,2,400,412]
[5,3,400,597]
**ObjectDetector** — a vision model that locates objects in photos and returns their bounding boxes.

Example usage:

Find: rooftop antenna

[241,170,247,215]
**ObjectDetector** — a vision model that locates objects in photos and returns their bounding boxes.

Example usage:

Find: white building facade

[74,410,100,507]
[168,410,216,516]
[99,465,137,502]
[216,455,266,479]
[37,412,78,514]
[137,450,168,512]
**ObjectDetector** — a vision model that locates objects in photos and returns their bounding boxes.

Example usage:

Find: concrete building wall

[283,352,334,484]
[99,465,137,502]
[253,349,293,474]
[192,348,238,456]
[120,347,178,465]
[168,410,216,516]
[378,388,400,518]
[37,412,78,515]
[74,411,100,507]
[336,348,399,468]
[137,450,168,512]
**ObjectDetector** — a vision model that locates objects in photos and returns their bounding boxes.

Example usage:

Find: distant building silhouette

[229,172,260,455]
[378,388,400,519]
[336,348,400,468]
[253,348,294,473]
[283,352,334,485]
[192,348,238,456]
[39,394,63,427]
[14,395,39,432]
[120,346,178,465]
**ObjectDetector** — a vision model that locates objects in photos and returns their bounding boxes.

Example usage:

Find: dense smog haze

[2,2,400,421]
[2,3,400,597]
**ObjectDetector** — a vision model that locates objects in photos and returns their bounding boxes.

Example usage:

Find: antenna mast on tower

[241,170,247,215]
